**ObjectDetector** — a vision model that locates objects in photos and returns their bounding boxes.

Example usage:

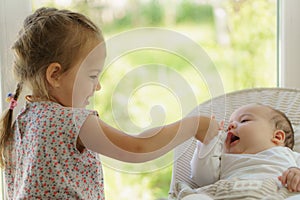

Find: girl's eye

[89,75,98,79]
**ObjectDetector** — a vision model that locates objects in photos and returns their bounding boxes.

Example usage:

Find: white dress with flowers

[5,101,105,200]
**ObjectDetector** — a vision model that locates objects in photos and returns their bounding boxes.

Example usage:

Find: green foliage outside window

[31,0,277,199]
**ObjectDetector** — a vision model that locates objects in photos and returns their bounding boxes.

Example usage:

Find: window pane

[26,0,277,199]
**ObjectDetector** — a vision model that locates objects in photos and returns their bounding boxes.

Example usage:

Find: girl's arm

[79,115,216,163]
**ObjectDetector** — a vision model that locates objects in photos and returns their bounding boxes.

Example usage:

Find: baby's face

[225,104,277,154]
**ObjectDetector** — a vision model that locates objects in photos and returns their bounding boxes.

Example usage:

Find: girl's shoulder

[23,101,98,116]
[18,101,99,128]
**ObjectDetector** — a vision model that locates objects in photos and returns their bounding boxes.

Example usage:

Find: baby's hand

[278,167,300,192]
[203,115,224,145]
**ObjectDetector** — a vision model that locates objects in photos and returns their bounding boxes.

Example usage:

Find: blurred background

[28,0,277,199]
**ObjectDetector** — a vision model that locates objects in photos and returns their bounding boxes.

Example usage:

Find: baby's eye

[241,119,250,123]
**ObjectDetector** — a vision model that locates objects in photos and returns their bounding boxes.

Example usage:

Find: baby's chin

[224,146,242,154]
[225,149,237,154]
[224,147,233,154]
[224,145,232,153]
[226,149,263,154]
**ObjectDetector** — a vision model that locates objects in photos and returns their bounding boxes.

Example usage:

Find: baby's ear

[271,130,285,146]
[46,63,62,88]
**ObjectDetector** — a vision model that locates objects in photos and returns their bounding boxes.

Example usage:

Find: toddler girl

[0,7,215,199]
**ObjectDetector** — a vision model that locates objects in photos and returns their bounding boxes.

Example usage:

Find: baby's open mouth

[227,132,240,145]
[230,134,240,144]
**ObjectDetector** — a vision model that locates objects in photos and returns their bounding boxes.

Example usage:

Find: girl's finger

[219,120,225,130]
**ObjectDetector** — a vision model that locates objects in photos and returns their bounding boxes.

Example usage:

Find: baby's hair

[269,107,294,149]
[0,7,103,168]
[261,104,294,149]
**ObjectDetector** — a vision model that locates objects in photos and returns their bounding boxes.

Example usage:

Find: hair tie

[6,93,18,110]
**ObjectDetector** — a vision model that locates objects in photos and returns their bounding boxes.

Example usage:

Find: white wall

[0,0,31,111]
[279,0,300,88]
[0,1,31,198]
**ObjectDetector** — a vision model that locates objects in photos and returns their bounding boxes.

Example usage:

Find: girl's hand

[278,167,300,192]
[202,115,224,145]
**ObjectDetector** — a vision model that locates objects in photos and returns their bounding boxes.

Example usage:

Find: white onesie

[190,132,300,187]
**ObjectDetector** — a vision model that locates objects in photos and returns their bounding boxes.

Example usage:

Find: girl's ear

[271,130,285,146]
[46,63,62,88]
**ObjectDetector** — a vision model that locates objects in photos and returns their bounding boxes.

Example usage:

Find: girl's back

[5,101,104,199]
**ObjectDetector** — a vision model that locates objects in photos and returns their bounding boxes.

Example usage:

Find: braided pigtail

[0,82,23,168]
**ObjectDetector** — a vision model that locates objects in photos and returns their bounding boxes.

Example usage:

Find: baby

[177,103,300,200]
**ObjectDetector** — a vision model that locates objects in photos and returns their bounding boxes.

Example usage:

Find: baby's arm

[190,131,223,187]
[278,167,300,192]
[78,114,215,162]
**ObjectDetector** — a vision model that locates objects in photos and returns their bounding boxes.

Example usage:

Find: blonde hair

[0,7,103,168]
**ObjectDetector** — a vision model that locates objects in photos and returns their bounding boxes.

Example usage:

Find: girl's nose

[95,81,101,91]
[227,122,237,131]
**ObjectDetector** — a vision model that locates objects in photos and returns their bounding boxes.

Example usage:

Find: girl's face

[225,104,277,154]
[52,40,106,108]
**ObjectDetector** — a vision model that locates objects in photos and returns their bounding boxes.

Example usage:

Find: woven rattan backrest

[169,88,300,197]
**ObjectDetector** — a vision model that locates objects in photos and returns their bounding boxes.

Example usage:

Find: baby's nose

[227,122,236,131]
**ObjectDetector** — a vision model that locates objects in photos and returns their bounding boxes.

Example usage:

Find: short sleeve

[72,108,99,134]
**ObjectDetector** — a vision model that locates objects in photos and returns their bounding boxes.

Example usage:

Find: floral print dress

[5,101,105,199]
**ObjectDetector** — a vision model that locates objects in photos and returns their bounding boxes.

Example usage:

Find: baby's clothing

[186,132,300,199]
[190,132,300,187]
[176,178,288,200]
[220,147,300,180]
[5,101,104,199]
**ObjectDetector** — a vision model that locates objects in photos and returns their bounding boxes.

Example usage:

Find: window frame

[278,0,300,88]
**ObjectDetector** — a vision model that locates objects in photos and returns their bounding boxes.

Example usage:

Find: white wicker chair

[168,87,300,199]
